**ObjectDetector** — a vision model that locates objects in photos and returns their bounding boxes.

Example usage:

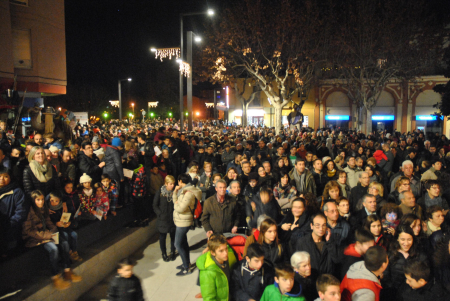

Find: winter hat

[79,173,92,184]
[111,137,123,147]
[92,136,100,143]
[49,145,59,153]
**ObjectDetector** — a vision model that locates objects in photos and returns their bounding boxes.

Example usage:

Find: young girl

[107,258,143,300]
[101,174,119,216]
[93,183,110,220]
[22,190,81,290]
[62,179,81,224]
[78,173,96,220]
[380,203,401,236]
[48,191,82,262]
[363,215,389,249]
[256,218,283,269]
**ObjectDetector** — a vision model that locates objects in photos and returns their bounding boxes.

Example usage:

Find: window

[12,29,32,69]
[10,0,28,6]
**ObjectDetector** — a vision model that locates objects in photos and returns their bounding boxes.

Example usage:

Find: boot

[64,269,82,283]
[170,252,177,261]
[70,251,83,262]
[162,253,170,262]
[52,274,71,290]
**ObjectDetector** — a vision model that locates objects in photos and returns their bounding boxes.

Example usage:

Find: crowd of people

[1,118,450,300]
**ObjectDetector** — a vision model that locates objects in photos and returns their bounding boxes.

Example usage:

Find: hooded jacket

[196,245,237,301]
[341,261,382,301]
[103,145,124,183]
[173,184,202,228]
[0,182,27,234]
[339,243,363,280]
[231,259,274,301]
[260,281,305,301]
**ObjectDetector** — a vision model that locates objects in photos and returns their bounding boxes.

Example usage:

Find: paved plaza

[79,227,207,301]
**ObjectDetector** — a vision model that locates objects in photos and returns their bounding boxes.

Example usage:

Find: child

[107,258,144,301]
[197,234,237,301]
[47,191,82,262]
[250,187,280,229]
[363,215,389,249]
[43,133,63,150]
[93,183,110,220]
[22,190,81,290]
[149,165,164,196]
[130,163,149,226]
[243,172,260,201]
[315,274,341,301]
[380,203,400,236]
[260,262,305,301]
[101,174,119,216]
[48,145,61,172]
[62,179,81,221]
[401,259,446,301]
[231,243,273,301]
[426,205,445,236]
[339,229,374,279]
[77,173,96,220]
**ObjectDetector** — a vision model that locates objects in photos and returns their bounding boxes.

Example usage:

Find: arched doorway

[415,90,442,135]
[325,91,350,130]
[371,91,395,133]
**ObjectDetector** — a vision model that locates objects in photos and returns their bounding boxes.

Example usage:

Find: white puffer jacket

[173,184,202,227]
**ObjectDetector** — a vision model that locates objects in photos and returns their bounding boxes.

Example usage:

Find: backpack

[186,191,203,229]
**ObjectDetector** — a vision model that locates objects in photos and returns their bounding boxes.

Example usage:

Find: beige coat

[173,184,202,227]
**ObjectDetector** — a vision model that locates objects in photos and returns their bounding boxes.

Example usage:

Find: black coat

[295,233,340,275]
[349,208,369,230]
[77,152,102,184]
[349,183,369,212]
[399,280,447,301]
[107,274,144,301]
[152,189,176,234]
[231,259,274,301]
[294,269,319,301]
[278,212,311,255]
[23,165,60,198]
[103,146,124,183]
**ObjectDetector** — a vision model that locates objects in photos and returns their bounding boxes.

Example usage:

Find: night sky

[63,0,219,112]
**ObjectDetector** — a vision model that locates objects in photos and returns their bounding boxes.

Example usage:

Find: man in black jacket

[78,141,104,184]
[295,213,340,275]
[137,133,155,169]
[349,172,370,212]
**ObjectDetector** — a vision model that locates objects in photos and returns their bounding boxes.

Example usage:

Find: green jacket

[196,245,237,301]
[260,282,305,301]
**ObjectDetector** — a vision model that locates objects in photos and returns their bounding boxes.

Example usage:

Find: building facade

[0,0,66,105]
[219,76,448,136]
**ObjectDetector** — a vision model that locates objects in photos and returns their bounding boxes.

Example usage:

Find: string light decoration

[148,102,158,108]
[179,62,191,78]
[153,48,180,62]
[205,103,214,108]
[109,100,120,108]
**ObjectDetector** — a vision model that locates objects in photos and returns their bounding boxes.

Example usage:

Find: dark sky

[64,0,219,107]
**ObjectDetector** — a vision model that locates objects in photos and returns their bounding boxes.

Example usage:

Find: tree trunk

[274,103,283,133]
[366,108,372,134]
[357,106,363,132]
[242,102,248,126]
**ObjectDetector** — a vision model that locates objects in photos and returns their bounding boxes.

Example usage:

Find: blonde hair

[368,181,384,197]
[28,146,47,163]
[165,175,175,184]
[334,155,343,164]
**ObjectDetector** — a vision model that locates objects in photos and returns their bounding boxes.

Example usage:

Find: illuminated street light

[104,113,108,118]
[168,112,172,117]
[194,36,202,42]
[207,9,214,15]
[150,112,154,117]
[58,107,61,111]
[185,112,188,116]
[196,112,200,116]
[150,48,156,52]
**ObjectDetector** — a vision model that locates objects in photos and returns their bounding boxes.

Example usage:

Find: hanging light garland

[179,62,191,78]
[109,100,120,108]
[154,48,180,62]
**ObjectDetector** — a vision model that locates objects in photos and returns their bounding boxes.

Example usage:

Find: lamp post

[180,9,214,132]
[118,78,132,120]
[131,103,135,116]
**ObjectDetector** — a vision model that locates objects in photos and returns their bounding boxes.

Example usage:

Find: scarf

[161,185,174,201]
[292,169,304,192]
[29,160,53,182]
[327,169,336,178]
[83,188,93,197]
[48,200,63,211]
[0,181,18,196]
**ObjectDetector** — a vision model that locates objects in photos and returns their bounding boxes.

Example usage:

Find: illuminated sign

[21,117,31,122]
[416,115,437,121]
[372,115,394,121]
[325,115,350,121]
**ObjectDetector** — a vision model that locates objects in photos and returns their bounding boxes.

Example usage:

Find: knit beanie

[111,137,122,147]
[79,173,92,184]
[92,136,100,143]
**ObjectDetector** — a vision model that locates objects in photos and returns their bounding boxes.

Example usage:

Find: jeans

[60,228,78,252]
[42,237,71,276]
[174,226,190,269]
[159,231,176,255]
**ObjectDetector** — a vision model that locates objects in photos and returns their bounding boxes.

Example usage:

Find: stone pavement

[78,227,208,301]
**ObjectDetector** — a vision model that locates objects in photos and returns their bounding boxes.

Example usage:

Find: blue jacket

[0,184,28,230]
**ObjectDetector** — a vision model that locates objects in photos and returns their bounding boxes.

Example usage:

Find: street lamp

[180,9,214,132]
[131,103,135,116]
[118,78,132,120]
